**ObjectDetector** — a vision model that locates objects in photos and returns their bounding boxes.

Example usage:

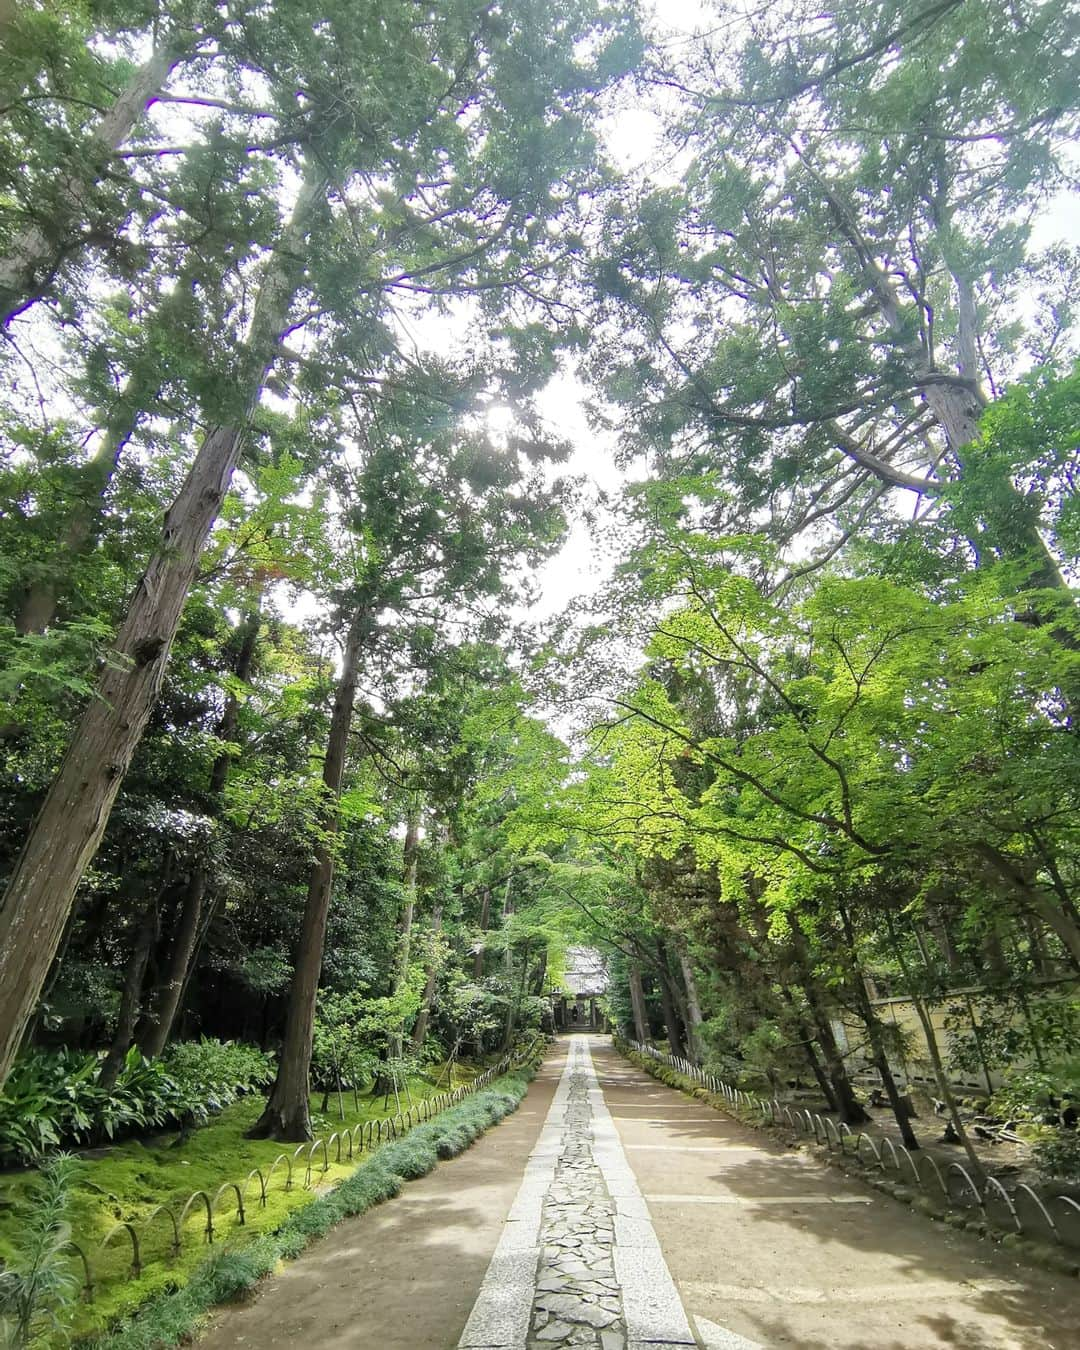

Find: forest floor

[0,1063,475,1341]
[200,1035,1078,1350]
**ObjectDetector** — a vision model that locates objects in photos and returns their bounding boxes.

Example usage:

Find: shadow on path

[594,1039,1079,1350]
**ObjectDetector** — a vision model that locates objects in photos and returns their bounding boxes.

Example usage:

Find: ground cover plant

[0,1041,275,1165]
[0,1060,480,1343]
[83,1065,538,1350]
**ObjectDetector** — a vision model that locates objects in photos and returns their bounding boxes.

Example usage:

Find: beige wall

[834,981,1080,1097]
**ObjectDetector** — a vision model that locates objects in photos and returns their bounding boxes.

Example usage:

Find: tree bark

[473,887,491,979]
[387,803,420,1062]
[248,604,368,1141]
[836,904,920,1149]
[787,919,869,1125]
[409,903,443,1050]
[675,937,705,1063]
[627,964,649,1044]
[531,946,548,996]
[136,858,206,1060]
[97,890,162,1091]
[889,916,983,1175]
[0,170,325,1089]
[501,939,530,1052]
[655,947,687,1059]
[777,985,840,1112]
[1,41,182,324]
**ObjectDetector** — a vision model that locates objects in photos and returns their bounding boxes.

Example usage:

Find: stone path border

[458,1035,696,1350]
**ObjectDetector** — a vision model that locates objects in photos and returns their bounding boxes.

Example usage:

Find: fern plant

[0,1153,85,1348]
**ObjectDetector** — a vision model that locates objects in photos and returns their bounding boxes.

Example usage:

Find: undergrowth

[0,1063,477,1344]
[83,1063,537,1350]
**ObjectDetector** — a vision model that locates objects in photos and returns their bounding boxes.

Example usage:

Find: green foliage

[84,1067,536,1350]
[993,1058,1080,1181]
[1029,1129,1080,1184]
[0,1042,273,1165]
[0,1153,85,1348]
[993,1059,1080,1124]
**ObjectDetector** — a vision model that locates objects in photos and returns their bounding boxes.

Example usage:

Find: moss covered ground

[89,1062,539,1350]
[0,1064,479,1344]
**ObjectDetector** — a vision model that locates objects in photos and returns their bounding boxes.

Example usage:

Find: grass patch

[0,1064,479,1344]
[83,1061,540,1350]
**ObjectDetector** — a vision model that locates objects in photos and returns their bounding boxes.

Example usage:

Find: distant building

[551,946,608,1031]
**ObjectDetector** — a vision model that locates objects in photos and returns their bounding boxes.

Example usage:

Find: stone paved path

[461,1035,1080,1350]
[459,1035,697,1350]
[528,1059,623,1347]
[199,1034,1079,1349]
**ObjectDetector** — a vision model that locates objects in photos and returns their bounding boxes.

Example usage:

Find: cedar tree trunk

[473,887,491,979]
[1,42,181,324]
[627,964,649,1044]
[249,604,367,1141]
[0,171,325,1088]
[675,937,705,1063]
[97,892,161,1090]
[409,903,443,1051]
[655,952,687,1060]
[387,803,420,1062]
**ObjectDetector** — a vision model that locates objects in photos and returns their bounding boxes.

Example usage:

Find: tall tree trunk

[0,171,325,1089]
[135,859,206,1060]
[97,889,162,1090]
[627,964,649,1044]
[836,903,920,1149]
[664,944,693,1051]
[409,903,443,1051]
[887,915,983,1176]
[136,607,261,1058]
[473,887,491,979]
[387,803,420,1062]
[531,946,548,996]
[501,940,530,1052]
[675,937,705,1063]
[249,604,368,1141]
[777,986,840,1112]
[655,947,687,1059]
[1,41,183,324]
[498,877,516,1050]
[788,919,869,1125]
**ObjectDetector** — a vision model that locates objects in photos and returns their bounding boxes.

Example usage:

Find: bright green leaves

[950,361,1080,565]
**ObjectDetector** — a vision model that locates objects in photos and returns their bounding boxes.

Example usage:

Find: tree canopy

[0,0,1077,1199]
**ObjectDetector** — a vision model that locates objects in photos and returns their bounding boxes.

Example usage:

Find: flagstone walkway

[200,1035,1079,1350]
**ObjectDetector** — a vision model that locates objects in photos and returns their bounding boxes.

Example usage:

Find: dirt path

[592,1038,1079,1349]
[198,1042,566,1350]
[200,1038,1079,1349]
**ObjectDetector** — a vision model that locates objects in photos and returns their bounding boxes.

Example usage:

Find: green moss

[83,1061,539,1350]
[0,1065,474,1344]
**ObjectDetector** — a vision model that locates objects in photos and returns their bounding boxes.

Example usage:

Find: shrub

[0,1040,276,1165]
[0,1153,85,1347]
[162,1039,274,1122]
[1031,1128,1080,1183]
